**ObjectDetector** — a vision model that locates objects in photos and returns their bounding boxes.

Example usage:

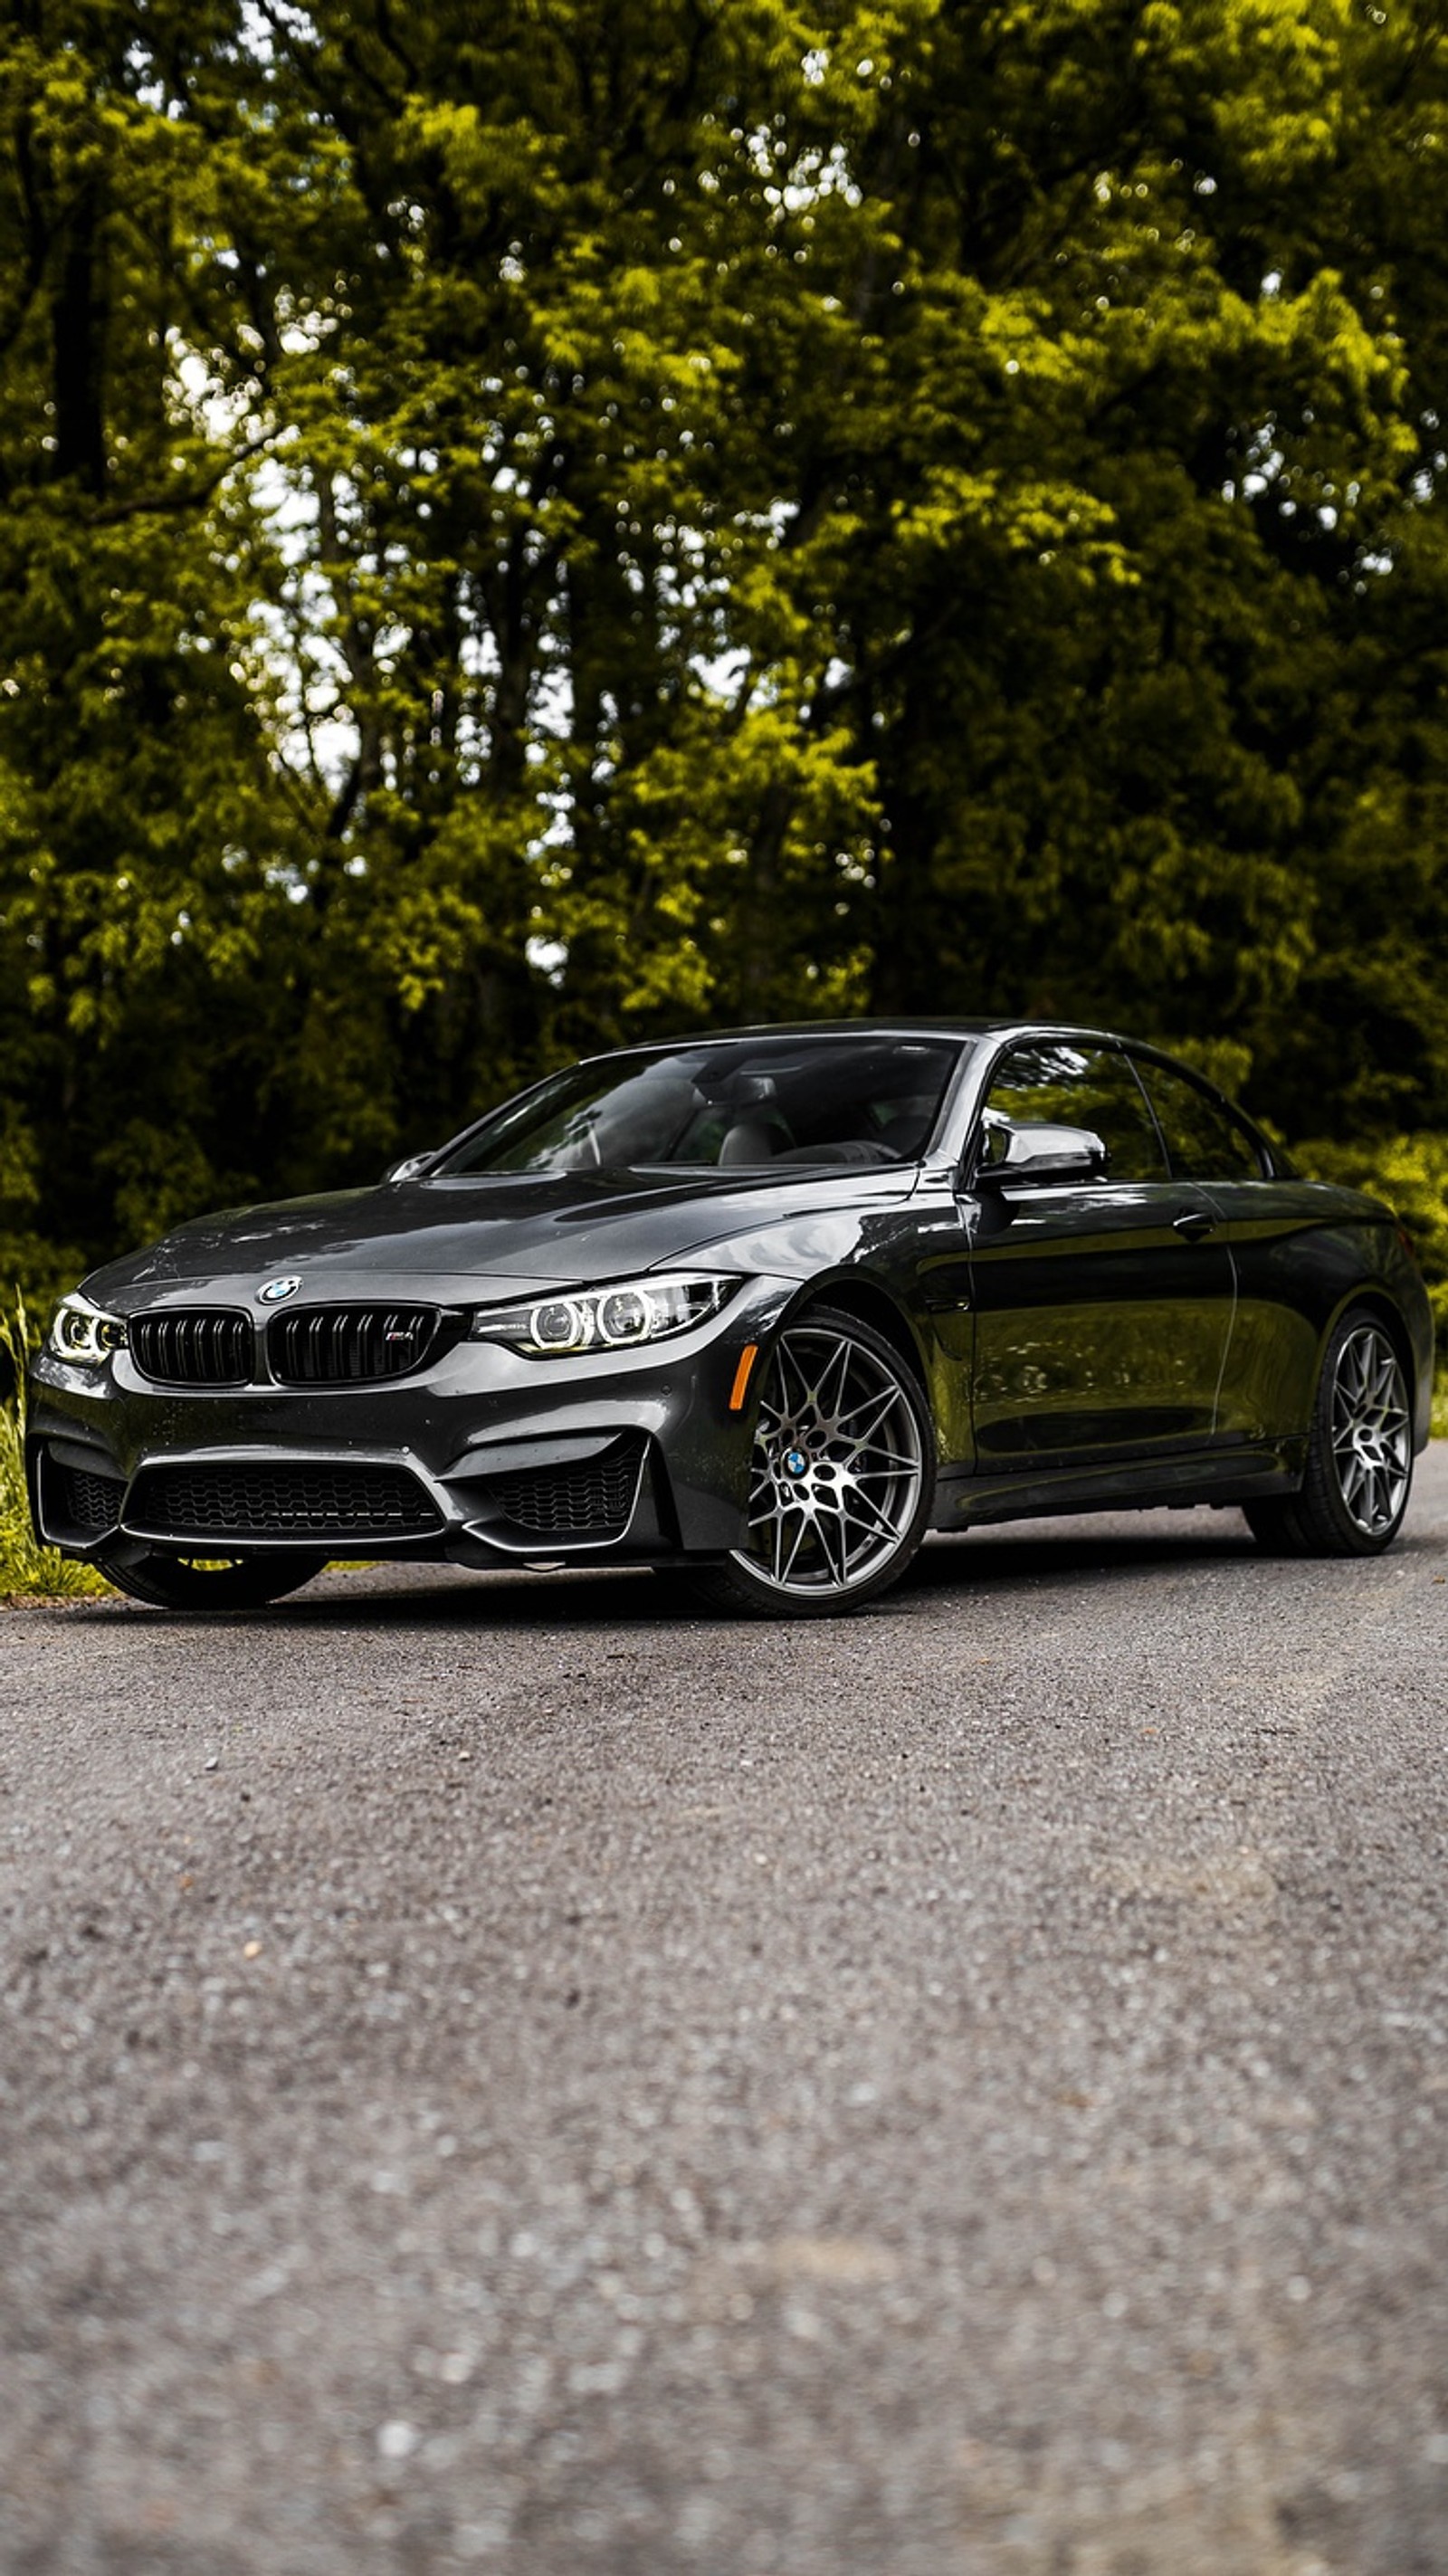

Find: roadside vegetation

[0,1302,106,1601]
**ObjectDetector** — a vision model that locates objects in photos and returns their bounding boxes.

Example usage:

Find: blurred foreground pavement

[3,1453,1447,2574]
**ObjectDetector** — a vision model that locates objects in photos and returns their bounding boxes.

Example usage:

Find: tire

[1245,1307,1414,1559]
[689,1303,935,1617]
[93,1547,327,1611]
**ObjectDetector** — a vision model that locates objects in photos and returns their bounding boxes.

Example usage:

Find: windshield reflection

[438,1037,967,1178]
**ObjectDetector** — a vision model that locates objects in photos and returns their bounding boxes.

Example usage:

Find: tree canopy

[3,0,1447,1280]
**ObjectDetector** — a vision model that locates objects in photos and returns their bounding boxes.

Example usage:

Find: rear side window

[980,1043,1167,1183]
[1134,1059,1266,1180]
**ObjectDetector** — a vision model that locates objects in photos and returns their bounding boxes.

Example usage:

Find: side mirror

[383,1151,435,1184]
[973,1122,1107,1189]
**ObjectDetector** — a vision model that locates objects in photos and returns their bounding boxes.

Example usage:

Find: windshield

[436,1035,967,1177]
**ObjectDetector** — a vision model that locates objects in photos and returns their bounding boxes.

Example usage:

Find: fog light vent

[49,1458,126,1536]
[489,1437,644,1539]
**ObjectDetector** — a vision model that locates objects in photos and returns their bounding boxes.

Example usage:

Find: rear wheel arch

[1247,1299,1414,1557]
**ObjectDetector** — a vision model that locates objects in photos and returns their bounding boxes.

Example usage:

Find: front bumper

[27,1276,792,1568]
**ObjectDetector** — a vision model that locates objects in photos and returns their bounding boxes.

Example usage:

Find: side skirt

[932,1439,1308,1531]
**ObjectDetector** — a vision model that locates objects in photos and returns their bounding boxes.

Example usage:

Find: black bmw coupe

[28,1021,1434,1616]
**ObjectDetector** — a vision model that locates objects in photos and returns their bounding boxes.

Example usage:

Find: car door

[963,1040,1237,1474]
[1128,1054,1321,1445]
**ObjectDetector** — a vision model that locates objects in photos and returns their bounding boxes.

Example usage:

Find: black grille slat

[131,1304,454,1388]
[127,1461,443,1541]
[267,1304,450,1386]
[490,1440,643,1539]
[131,1310,253,1388]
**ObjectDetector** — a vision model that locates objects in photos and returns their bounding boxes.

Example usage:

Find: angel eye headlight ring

[530,1297,594,1352]
[597,1289,652,1345]
[46,1293,128,1366]
[471,1272,740,1358]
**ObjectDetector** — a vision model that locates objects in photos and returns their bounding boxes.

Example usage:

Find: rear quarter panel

[1205,1181,1435,1451]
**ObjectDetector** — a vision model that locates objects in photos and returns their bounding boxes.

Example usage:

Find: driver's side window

[980,1044,1167,1183]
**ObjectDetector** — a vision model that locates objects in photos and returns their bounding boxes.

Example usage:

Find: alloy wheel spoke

[834,1382,900,1443]
[1331,1328,1409,1533]
[775,1338,818,1424]
[814,1502,851,1588]
[840,1484,903,1544]
[778,1510,812,1587]
[816,1335,855,1425]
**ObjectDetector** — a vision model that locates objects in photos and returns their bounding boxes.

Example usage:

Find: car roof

[577,1017,1136,1055]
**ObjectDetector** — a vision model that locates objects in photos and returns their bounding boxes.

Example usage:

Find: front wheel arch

[774,1273,929,1400]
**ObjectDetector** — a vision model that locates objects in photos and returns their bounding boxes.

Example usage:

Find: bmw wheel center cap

[257,1275,302,1304]
[784,1447,808,1478]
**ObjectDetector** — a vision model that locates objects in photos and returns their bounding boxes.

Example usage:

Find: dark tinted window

[979,1043,1167,1183]
[1133,1060,1265,1180]
[438,1036,966,1175]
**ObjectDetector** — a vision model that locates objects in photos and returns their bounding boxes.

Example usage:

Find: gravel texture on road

[3,1455,1447,2576]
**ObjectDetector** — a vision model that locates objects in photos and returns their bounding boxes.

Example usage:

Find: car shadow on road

[46,1503,1431,1634]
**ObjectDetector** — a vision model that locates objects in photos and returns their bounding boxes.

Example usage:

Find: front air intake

[126,1460,443,1542]
[486,1436,646,1540]
[43,1455,126,1539]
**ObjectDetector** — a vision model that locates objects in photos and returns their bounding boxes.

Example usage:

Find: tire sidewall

[95,1548,327,1610]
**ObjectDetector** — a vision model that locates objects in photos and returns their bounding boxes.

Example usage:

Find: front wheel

[1245,1308,1414,1559]
[690,1304,935,1617]
[93,1547,328,1611]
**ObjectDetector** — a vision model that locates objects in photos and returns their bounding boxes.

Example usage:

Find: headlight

[47,1293,128,1365]
[471,1272,739,1358]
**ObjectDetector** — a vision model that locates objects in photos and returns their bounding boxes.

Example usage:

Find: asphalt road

[3,1453,1447,2576]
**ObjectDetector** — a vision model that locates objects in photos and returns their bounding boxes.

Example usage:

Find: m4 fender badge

[257,1275,302,1305]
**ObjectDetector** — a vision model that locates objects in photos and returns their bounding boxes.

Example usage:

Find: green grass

[0,1298,108,1601]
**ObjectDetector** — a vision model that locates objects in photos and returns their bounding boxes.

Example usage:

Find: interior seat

[718,1116,784,1166]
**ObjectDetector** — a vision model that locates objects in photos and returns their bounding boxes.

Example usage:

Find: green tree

[0,0,323,1257]
[3,0,1448,1275]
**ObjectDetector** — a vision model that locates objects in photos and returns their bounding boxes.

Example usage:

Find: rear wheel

[93,1547,327,1610]
[1245,1308,1413,1558]
[690,1305,934,1617]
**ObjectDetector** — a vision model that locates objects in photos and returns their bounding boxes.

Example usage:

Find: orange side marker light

[729,1343,759,1412]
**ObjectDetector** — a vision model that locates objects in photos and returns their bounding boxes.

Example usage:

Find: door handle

[1172,1208,1215,1242]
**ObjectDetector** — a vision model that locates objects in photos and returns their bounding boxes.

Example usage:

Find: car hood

[84,1167,918,1308]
